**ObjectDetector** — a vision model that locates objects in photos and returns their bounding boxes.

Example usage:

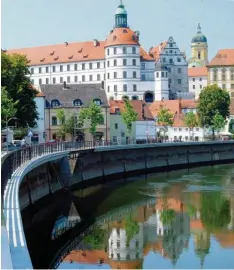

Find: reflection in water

[57,165,234,269]
[23,164,234,269]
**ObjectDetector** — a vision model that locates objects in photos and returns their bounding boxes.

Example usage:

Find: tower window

[170,50,173,53]
[107,49,110,55]
[200,85,202,89]
[141,63,145,69]
[193,85,195,89]
[163,58,166,62]
[198,51,201,59]
[169,59,173,64]
[141,74,145,81]
[200,78,202,81]
[170,44,173,48]
[178,68,181,73]
[193,78,195,82]
[178,79,182,84]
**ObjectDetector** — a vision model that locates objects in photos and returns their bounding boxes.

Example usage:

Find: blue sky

[2,0,234,60]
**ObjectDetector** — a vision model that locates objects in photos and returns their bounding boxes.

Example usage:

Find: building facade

[188,67,208,99]
[207,49,234,99]
[7,3,190,102]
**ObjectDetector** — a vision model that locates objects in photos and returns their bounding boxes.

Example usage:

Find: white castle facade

[8,2,194,102]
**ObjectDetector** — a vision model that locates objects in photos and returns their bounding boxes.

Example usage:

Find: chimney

[93,39,99,47]
[63,81,66,88]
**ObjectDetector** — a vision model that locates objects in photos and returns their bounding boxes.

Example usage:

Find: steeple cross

[120,0,123,5]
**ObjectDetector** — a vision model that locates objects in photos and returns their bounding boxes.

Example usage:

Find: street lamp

[5,116,18,153]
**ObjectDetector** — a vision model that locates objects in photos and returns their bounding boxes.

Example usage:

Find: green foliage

[229,119,234,134]
[121,99,138,135]
[184,111,198,129]
[83,225,105,250]
[157,107,174,138]
[56,109,80,139]
[125,214,140,245]
[13,127,28,139]
[1,87,18,126]
[197,84,230,129]
[1,52,39,127]
[200,192,231,232]
[211,111,227,132]
[78,101,104,138]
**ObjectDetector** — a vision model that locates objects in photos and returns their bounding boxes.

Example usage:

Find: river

[23,164,234,269]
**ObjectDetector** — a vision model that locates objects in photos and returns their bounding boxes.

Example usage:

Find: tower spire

[197,22,201,33]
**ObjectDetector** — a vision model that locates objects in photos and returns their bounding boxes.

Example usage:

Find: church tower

[188,23,208,67]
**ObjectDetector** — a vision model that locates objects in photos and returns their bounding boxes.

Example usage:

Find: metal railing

[0,137,214,200]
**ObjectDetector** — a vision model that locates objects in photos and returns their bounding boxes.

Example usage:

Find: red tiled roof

[105,27,139,47]
[148,100,181,118]
[188,67,207,77]
[109,100,154,120]
[180,100,197,109]
[149,41,168,61]
[6,40,154,65]
[207,49,234,67]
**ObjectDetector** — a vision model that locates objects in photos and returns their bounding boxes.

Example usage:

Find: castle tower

[105,2,141,101]
[189,23,208,67]
[154,61,169,101]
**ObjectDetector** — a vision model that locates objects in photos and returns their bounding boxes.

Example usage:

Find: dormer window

[51,99,60,108]
[93,98,102,106]
[73,99,82,107]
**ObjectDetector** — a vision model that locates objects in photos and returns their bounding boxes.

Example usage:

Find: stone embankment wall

[71,142,234,183]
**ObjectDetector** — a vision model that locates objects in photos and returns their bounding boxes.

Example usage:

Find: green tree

[83,225,105,250]
[157,107,174,140]
[1,87,18,126]
[1,52,39,127]
[184,111,198,141]
[197,85,230,138]
[121,99,138,135]
[211,111,227,134]
[125,214,140,245]
[56,109,81,140]
[78,101,104,140]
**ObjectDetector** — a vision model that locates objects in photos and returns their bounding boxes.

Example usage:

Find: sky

[1,0,234,60]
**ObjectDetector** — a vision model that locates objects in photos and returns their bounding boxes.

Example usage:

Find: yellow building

[188,23,208,68]
[40,83,110,141]
[207,49,234,99]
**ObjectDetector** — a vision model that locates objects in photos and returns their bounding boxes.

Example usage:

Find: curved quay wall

[2,141,234,269]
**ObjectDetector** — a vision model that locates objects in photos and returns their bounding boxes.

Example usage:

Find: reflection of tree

[201,192,231,231]
[125,214,140,245]
[160,209,175,225]
[186,204,197,218]
[83,225,105,250]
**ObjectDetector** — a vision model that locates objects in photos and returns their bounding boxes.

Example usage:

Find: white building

[7,3,190,102]
[188,67,208,99]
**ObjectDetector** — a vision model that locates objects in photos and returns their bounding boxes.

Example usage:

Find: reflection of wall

[108,224,144,261]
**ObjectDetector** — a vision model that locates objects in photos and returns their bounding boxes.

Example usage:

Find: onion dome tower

[105,1,141,101]
[188,23,208,67]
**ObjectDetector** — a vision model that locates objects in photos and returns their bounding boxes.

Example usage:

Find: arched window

[51,99,60,107]
[122,95,129,100]
[198,51,201,59]
[73,99,82,107]
[132,96,139,100]
[144,92,154,103]
[93,98,102,106]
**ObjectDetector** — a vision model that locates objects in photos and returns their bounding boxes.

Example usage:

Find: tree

[157,107,174,140]
[184,111,198,141]
[211,111,226,135]
[121,99,138,135]
[1,52,39,127]
[78,101,104,140]
[197,85,230,138]
[1,87,18,126]
[56,109,80,140]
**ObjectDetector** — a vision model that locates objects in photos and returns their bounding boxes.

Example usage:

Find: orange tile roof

[190,220,204,230]
[181,100,197,109]
[155,198,183,211]
[149,41,168,61]
[63,250,108,265]
[188,67,207,77]
[148,100,181,118]
[109,100,154,120]
[214,232,234,248]
[7,40,153,65]
[109,259,143,269]
[105,27,139,47]
[207,49,234,67]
